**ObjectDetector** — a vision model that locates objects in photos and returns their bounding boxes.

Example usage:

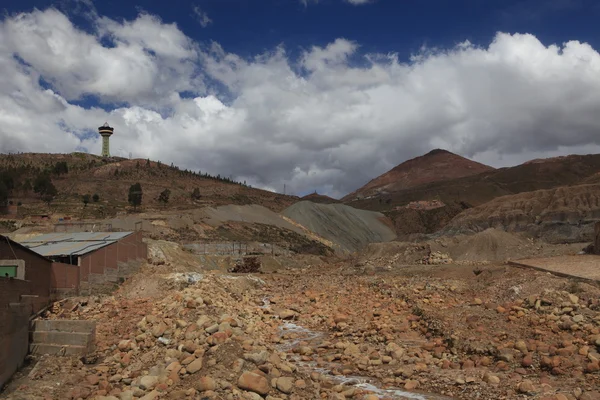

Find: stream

[267,299,452,399]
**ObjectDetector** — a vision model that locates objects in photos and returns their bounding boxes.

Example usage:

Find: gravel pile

[283,201,396,253]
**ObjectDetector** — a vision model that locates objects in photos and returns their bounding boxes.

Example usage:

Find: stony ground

[2,258,600,400]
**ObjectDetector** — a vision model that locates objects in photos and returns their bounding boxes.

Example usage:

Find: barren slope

[283,201,396,253]
[442,183,600,243]
[343,149,494,201]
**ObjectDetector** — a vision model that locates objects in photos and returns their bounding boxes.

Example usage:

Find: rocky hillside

[343,149,494,201]
[345,151,600,239]
[442,183,600,243]
[0,153,297,217]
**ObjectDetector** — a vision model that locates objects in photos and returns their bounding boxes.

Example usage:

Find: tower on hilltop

[98,122,114,158]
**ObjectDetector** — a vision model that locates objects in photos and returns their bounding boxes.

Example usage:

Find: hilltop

[300,192,340,204]
[342,149,494,201]
[0,153,297,218]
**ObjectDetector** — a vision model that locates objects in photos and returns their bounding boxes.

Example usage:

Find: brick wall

[0,240,51,310]
[51,262,80,297]
[76,232,147,292]
[0,278,35,389]
[0,303,29,389]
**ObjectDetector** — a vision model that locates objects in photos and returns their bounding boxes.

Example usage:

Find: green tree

[128,183,143,210]
[92,193,99,202]
[33,174,57,198]
[191,187,201,200]
[158,188,170,207]
[0,181,8,206]
[82,194,90,207]
[52,161,68,175]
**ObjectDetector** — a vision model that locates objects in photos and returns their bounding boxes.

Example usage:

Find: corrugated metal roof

[20,232,133,257]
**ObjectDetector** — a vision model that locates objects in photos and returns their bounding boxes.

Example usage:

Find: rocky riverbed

[2,260,600,400]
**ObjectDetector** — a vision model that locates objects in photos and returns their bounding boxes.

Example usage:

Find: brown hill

[0,153,297,218]
[343,149,494,201]
[345,152,600,238]
[441,183,600,243]
[301,192,340,204]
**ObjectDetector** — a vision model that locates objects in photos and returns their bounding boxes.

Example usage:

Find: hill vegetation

[0,153,297,218]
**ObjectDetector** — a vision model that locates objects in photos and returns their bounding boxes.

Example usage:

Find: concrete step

[29,343,88,356]
[32,320,96,334]
[31,331,91,347]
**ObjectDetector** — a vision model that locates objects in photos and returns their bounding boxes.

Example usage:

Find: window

[0,265,17,278]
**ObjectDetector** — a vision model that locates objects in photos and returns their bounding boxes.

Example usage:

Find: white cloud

[2,9,600,198]
[192,6,212,28]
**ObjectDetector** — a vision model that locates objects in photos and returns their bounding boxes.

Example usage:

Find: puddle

[276,321,452,400]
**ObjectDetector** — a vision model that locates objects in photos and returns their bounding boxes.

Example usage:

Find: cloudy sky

[1,0,600,198]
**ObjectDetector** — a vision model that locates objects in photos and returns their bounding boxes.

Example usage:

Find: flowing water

[268,297,452,400]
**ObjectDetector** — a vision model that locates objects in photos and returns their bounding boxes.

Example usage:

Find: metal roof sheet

[20,232,133,257]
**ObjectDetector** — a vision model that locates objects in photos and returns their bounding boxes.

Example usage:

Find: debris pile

[228,256,262,273]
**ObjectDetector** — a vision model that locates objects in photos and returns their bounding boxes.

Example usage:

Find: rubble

[3,240,600,400]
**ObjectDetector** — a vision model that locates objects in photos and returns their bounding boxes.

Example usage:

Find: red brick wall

[79,256,90,282]
[51,263,80,290]
[0,277,32,309]
[0,240,51,303]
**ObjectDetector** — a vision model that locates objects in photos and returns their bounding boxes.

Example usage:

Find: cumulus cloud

[2,9,600,198]
[192,6,212,28]
[345,0,374,4]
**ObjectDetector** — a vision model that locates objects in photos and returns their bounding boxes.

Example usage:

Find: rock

[404,380,419,390]
[276,377,294,394]
[151,322,167,338]
[518,380,536,394]
[119,391,134,400]
[197,376,217,391]
[279,310,297,320]
[568,294,579,304]
[139,390,160,400]
[139,376,159,391]
[244,350,269,365]
[483,373,500,384]
[573,314,584,323]
[187,358,203,374]
[238,372,270,395]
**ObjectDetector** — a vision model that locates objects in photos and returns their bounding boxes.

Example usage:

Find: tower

[98,122,114,158]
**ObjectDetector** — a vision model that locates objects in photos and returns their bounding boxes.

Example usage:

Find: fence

[183,242,289,256]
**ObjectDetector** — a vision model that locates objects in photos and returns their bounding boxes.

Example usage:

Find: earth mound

[445,228,534,262]
[283,201,396,253]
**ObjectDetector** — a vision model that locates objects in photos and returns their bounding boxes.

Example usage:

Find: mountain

[343,150,600,239]
[343,149,494,201]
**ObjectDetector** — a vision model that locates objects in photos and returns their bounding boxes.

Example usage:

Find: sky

[1,0,600,198]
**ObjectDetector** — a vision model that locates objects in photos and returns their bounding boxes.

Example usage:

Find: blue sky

[1,0,600,197]
[5,0,599,59]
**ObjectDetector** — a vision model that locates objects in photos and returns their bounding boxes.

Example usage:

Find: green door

[0,266,17,278]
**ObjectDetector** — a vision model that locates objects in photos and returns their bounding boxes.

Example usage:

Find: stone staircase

[29,320,96,356]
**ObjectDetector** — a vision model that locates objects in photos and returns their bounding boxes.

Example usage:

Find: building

[98,122,114,158]
[20,231,147,295]
[1,235,54,388]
